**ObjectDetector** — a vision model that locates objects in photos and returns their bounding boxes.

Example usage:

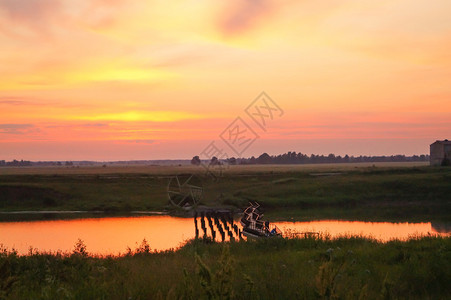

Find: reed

[1,235,449,299]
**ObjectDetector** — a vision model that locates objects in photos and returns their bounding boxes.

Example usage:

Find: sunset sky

[1,0,450,160]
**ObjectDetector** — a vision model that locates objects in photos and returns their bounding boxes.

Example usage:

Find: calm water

[0,216,449,255]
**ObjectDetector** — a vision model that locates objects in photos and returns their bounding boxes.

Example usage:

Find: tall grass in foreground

[1,235,450,299]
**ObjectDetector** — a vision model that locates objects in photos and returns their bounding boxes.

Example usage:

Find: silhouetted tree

[191,155,201,166]
[227,157,237,165]
[327,153,336,163]
[256,153,272,164]
[209,156,220,166]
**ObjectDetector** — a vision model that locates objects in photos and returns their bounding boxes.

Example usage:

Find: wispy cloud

[0,96,39,105]
[0,0,62,32]
[218,0,274,36]
[81,0,127,30]
[126,139,156,144]
[0,123,35,134]
[81,123,109,128]
[74,111,205,122]
[0,0,128,39]
[44,123,109,129]
[0,100,26,105]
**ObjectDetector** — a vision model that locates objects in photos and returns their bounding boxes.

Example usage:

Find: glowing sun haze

[0,0,450,160]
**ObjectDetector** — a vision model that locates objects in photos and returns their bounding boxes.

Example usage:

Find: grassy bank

[0,163,450,221]
[1,236,450,299]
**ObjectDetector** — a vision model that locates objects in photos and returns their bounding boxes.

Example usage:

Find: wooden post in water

[200,212,207,238]
[211,227,216,241]
[233,224,239,236]
[213,212,220,227]
[194,211,199,239]
[220,215,231,234]
[215,217,225,242]
[206,212,216,241]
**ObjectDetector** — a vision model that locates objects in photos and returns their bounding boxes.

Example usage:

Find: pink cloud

[0,0,61,25]
[218,0,274,35]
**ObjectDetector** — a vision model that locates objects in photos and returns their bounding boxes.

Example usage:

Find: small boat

[241,202,282,238]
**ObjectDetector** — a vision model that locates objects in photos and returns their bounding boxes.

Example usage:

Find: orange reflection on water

[0,217,449,255]
[274,220,448,242]
[0,216,195,255]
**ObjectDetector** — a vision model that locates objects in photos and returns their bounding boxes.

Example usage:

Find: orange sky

[1,0,450,160]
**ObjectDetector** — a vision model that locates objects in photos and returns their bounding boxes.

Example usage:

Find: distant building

[430,140,451,166]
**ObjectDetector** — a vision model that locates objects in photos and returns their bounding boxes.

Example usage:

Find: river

[0,215,449,255]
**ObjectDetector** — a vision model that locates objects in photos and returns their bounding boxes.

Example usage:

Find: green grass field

[0,161,429,176]
[0,162,449,221]
[1,235,450,299]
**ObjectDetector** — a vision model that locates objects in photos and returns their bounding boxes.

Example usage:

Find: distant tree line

[0,160,75,167]
[0,159,32,167]
[192,152,430,166]
[238,152,429,165]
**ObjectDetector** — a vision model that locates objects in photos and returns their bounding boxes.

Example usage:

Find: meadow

[0,162,450,222]
[1,235,450,299]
